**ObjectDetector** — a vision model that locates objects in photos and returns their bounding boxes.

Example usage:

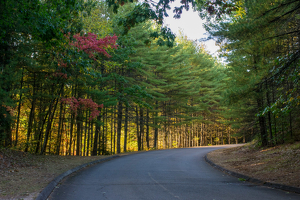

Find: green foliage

[202,0,300,145]
[1,0,246,153]
[81,1,114,37]
[238,178,246,181]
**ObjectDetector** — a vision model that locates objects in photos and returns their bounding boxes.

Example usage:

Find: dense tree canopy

[1,0,298,155]
[203,0,300,145]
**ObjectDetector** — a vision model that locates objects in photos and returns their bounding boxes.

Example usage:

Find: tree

[203,0,300,146]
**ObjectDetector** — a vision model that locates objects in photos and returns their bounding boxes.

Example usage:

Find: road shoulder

[205,142,300,194]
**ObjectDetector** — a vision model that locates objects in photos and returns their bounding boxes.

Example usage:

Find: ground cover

[207,141,300,188]
[0,149,109,200]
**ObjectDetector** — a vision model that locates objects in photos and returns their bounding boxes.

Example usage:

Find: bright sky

[163,2,220,56]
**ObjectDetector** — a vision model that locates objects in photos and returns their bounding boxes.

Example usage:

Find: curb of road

[204,154,300,194]
[35,149,158,200]
[36,150,153,200]
[36,155,121,200]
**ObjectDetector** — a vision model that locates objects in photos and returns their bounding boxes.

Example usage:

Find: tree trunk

[136,106,141,151]
[116,101,123,154]
[257,96,268,146]
[146,109,150,149]
[266,87,273,146]
[110,110,113,154]
[153,101,158,149]
[210,126,213,145]
[35,103,48,154]
[83,111,88,156]
[221,126,224,145]
[14,68,24,146]
[86,118,90,156]
[41,97,59,154]
[92,113,101,156]
[68,113,74,155]
[113,109,116,154]
[139,108,144,150]
[228,128,231,144]
[55,97,64,155]
[124,106,128,152]
[102,109,106,154]
[76,110,82,156]
[25,73,36,152]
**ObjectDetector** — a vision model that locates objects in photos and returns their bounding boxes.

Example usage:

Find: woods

[1,0,299,156]
[202,0,300,146]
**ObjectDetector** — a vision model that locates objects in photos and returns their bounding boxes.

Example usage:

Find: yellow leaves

[233,1,246,19]
[234,9,246,19]
[104,60,121,69]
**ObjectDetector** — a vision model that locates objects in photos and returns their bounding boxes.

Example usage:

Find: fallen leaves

[207,141,300,188]
[0,148,106,199]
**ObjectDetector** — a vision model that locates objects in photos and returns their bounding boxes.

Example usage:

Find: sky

[163,3,220,56]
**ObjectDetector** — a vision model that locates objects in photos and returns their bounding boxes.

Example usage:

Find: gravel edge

[204,154,300,194]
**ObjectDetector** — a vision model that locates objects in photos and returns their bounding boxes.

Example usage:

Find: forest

[0,0,299,156]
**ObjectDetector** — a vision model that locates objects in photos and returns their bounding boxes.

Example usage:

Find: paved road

[50,145,300,200]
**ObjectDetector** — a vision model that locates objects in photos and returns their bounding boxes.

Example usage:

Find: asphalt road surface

[50,145,300,200]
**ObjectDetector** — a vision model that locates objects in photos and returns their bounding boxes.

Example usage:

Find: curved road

[50,145,300,200]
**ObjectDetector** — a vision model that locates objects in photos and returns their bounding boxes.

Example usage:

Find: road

[49,145,300,200]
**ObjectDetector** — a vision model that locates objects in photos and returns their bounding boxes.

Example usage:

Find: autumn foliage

[70,33,118,59]
[61,97,104,120]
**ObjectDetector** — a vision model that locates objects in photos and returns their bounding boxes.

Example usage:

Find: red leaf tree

[61,97,103,120]
[70,33,118,59]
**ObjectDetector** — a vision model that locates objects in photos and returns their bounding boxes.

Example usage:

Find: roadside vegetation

[208,141,300,188]
[1,0,299,157]
[1,0,300,198]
